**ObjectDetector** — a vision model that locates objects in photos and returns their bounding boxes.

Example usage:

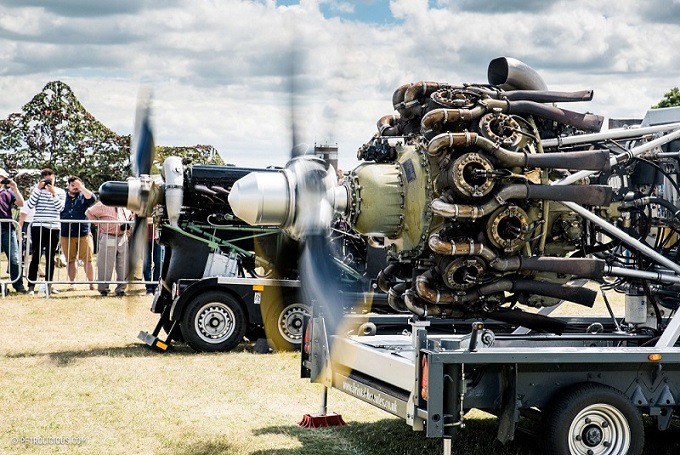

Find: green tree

[652,87,680,109]
[155,144,225,173]
[0,81,228,194]
[0,81,130,192]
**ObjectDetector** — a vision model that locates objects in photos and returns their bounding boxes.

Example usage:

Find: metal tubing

[551,127,680,186]
[320,386,328,415]
[560,200,680,275]
[655,310,680,347]
[542,122,680,148]
[606,266,680,285]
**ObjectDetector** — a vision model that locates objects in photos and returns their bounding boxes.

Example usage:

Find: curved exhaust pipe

[431,183,612,220]
[377,114,402,136]
[428,235,607,281]
[487,57,548,91]
[427,131,610,169]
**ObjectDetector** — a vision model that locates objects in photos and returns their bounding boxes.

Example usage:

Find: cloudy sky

[0,0,679,171]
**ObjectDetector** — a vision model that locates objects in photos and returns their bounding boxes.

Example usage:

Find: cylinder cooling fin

[478,113,524,151]
[486,205,530,252]
[449,153,496,199]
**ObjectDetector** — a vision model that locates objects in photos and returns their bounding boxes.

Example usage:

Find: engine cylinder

[447,153,496,199]
[478,113,524,151]
[486,205,530,252]
[438,256,486,290]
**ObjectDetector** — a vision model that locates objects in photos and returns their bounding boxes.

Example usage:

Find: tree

[652,87,680,109]
[0,81,131,192]
[0,81,228,194]
[155,145,225,173]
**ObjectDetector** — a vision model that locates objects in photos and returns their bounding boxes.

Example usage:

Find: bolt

[603,441,610,447]
[575,435,582,441]
[587,450,594,455]
[601,421,608,428]
[585,418,591,424]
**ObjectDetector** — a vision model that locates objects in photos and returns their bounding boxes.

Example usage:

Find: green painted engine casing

[348,143,435,258]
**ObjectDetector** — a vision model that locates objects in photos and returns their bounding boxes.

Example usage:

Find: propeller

[229,31,350,349]
[230,155,349,352]
[127,88,156,280]
[99,88,164,291]
[228,25,360,354]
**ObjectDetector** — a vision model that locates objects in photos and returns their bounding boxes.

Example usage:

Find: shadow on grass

[4,339,270,366]
[243,417,541,455]
[237,417,680,455]
[5,343,201,365]
[164,440,236,455]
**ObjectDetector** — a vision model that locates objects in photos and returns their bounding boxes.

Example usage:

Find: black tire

[544,383,644,455]
[180,291,247,352]
[264,295,309,351]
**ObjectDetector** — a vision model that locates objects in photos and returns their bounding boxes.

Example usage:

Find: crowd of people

[0,168,162,296]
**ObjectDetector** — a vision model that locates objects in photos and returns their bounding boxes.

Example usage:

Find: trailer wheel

[545,383,644,455]
[180,291,247,352]
[265,296,309,351]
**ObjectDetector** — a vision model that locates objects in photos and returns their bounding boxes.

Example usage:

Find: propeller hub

[99,181,130,207]
[229,156,348,240]
[228,169,295,227]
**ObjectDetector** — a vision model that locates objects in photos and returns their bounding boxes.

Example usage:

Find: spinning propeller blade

[127,89,156,278]
[132,88,155,177]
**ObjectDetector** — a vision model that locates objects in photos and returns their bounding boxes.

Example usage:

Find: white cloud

[0,0,679,171]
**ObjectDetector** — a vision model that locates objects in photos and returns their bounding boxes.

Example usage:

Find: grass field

[1,287,679,454]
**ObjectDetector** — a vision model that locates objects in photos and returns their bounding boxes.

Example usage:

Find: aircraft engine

[230,57,680,329]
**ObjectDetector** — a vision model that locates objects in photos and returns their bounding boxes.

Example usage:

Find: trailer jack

[138,303,176,352]
[298,386,347,428]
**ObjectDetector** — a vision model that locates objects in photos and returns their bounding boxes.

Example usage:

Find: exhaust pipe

[431,183,612,220]
[487,308,567,334]
[463,278,597,307]
[487,57,548,91]
[427,132,610,170]
[428,236,607,281]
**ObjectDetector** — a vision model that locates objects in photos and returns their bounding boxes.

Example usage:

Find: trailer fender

[170,278,260,325]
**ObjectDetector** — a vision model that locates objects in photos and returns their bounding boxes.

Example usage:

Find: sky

[0,0,679,171]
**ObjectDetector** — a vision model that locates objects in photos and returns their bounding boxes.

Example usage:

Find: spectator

[144,218,162,295]
[0,168,27,293]
[85,201,132,296]
[18,204,44,279]
[60,176,96,291]
[26,168,66,295]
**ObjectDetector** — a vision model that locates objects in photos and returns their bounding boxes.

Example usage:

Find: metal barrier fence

[0,219,23,297]
[0,218,162,298]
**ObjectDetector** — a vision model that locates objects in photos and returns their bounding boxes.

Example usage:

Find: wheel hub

[582,424,603,447]
[569,403,630,455]
[278,303,309,344]
[196,303,235,342]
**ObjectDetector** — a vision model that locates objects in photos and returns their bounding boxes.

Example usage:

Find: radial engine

[230,57,680,331]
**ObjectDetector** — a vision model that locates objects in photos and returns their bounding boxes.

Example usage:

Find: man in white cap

[0,168,27,293]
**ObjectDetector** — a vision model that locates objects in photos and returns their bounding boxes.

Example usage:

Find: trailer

[139,275,306,352]
[138,270,390,353]
[301,305,680,455]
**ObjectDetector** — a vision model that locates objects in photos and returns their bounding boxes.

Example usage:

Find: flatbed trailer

[302,312,680,455]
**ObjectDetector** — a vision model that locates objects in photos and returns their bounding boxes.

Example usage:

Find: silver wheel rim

[278,303,309,345]
[195,302,236,344]
[568,403,631,455]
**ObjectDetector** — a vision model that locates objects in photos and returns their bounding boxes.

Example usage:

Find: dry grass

[0,288,678,454]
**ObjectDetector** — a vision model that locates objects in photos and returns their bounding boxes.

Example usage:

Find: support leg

[443,438,452,455]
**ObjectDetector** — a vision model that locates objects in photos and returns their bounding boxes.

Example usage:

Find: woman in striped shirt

[26,168,66,294]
